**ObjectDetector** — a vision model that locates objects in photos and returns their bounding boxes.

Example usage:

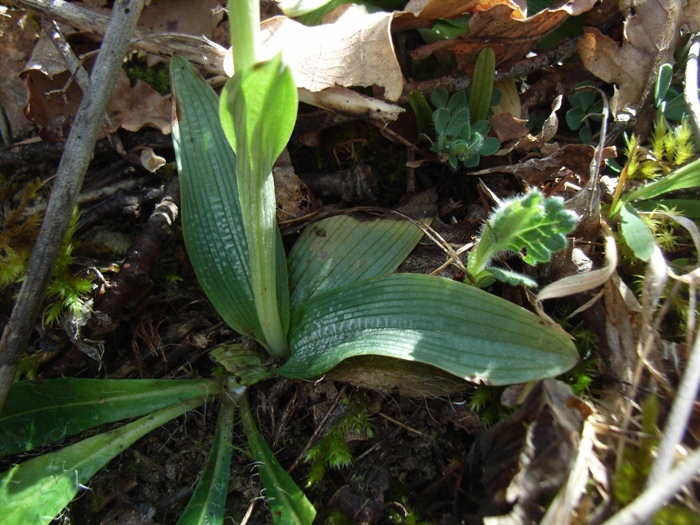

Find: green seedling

[466,190,579,287]
[0,2,581,523]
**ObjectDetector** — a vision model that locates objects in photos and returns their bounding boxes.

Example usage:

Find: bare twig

[0,0,146,412]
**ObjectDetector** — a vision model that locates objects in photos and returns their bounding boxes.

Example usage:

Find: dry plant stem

[645,286,700,487]
[3,0,226,73]
[684,35,700,144]
[0,0,145,412]
[602,446,700,525]
[37,15,90,93]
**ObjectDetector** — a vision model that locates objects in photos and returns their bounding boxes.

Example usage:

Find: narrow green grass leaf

[623,156,700,203]
[177,396,236,525]
[220,55,297,356]
[239,394,316,524]
[0,378,220,457]
[0,397,206,525]
[288,215,425,310]
[620,203,656,262]
[170,55,264,343]
[280,274,578,386]
[469,47,496,123]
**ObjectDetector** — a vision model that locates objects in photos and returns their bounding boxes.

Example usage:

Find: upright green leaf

[220,55,298,356]
[623,156,700,203]
[469,47,496,123]
[0,397,206,525]
[288,214,425,310]
[279,274,578,386]
[0,378,219,457]
[170,55,264,343]
[240,394,316,524]
[177,396,236,525]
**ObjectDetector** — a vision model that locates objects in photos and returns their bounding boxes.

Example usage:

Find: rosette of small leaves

[430,88,500,169]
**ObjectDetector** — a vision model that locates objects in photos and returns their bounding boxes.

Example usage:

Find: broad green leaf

[467,190,579,283]
[288,214,425,310]
[407,90,433,135]
[0,378,219,457]
[220,54,297,356]
[469,47,495,123]
[431,88,449,109]
[177,396,236,525]
[240,394,316,524]
[620,203,656,262]
[170,55,264,343]
[623,157,700,203]
[279,274,578,386]
[0,397,206,525]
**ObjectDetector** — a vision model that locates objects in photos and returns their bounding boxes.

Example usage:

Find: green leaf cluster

[566,81,603,145]
[429,87,500,169]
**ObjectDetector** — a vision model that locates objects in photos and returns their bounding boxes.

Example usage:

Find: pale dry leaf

[259,5,403,101]
[578,0,700,116]
[138,0,223,35]
[0,10,40,140]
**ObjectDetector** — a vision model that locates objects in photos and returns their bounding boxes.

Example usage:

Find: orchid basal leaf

[170,55,264,343]
[0,378,220,457]
[0,397,206,525]
[278,274,578,386]
[240,395,316,524]
[220,54,298,355]
[176,396,236,525]
[288,214,425,310]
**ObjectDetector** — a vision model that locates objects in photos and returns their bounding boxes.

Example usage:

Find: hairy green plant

[0,2,581,523]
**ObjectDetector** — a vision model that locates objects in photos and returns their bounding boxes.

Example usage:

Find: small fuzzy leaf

[620,203,656,262]
[433,108,450,135]
[431,88,448,109]
[487,267,538,288]
[467,191,579,279]
[447,90,467,113]
[280,274,578,386]
[446,108,471,136]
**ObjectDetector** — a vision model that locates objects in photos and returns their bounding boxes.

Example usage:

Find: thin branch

[0,0,146,412]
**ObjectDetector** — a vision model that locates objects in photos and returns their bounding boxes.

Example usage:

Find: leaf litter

[1,0,700,523]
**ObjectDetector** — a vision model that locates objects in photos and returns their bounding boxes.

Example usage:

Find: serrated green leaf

[288,215,425,310]
[177,396,236,525]
[279,274,578,386]
[220,54,297,356]
[0,397,206,525]
[240,394,316,524]
[170,55,263,343]
[468,191,579,280]
[620,203,656,262]
[0,378,220,457]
